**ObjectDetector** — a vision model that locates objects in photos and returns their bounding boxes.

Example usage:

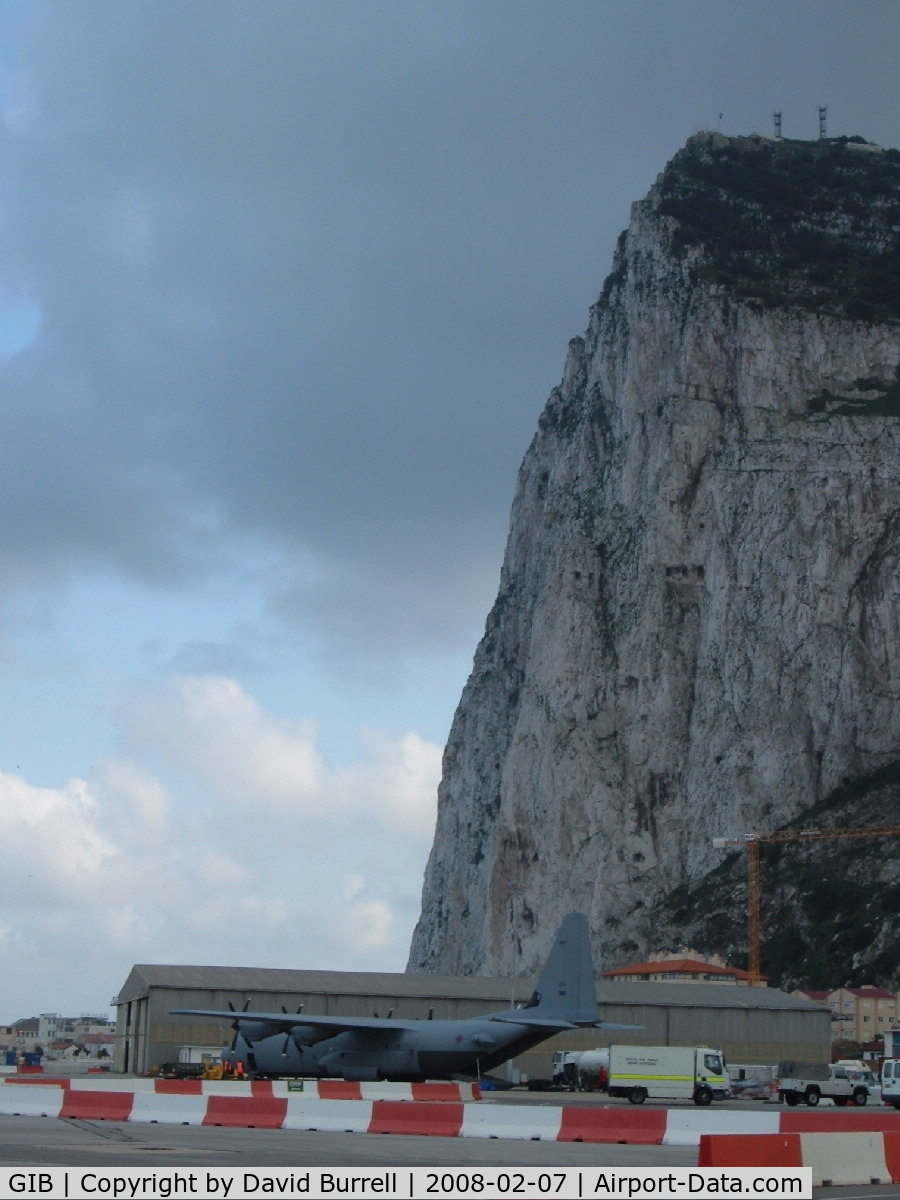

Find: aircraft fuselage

[224,1017,553,1081]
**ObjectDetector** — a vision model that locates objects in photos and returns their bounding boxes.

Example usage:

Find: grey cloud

[1,1,898,654]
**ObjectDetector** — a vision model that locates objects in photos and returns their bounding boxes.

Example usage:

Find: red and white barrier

[2,1081,900,1147]
[130,1090,209,1125]
[58,1089,135,1122]
[1,1076,479,1102]
[282,1097,374,1133]
[0,1085,64,1118]
[459,1103,563,1140]
[559,1106,668,1144]
[663,1107,780,1145]
[699,1130,900,1185]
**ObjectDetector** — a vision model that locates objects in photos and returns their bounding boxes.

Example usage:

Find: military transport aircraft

[172,912,633,1081]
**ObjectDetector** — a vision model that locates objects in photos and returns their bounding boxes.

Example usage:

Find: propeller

[227,999,253,1051]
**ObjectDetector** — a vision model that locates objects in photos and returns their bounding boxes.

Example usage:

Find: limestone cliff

[408,132,900,983]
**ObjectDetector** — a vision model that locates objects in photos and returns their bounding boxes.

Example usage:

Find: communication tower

[818,106,827,140]
[773,112,782,138]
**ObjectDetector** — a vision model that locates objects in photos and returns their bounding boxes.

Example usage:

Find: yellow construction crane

[712,825,900,986]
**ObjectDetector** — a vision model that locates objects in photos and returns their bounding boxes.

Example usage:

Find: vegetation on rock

[658,134,900,324]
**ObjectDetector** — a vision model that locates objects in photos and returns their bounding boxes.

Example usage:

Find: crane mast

[712,825,900,986]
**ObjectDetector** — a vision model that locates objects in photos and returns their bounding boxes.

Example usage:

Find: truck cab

[883,1059,900,1109]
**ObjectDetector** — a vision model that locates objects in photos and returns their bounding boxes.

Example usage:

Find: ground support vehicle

[882,1058,900,1109]
[576,1048,609,1092]
[777,1062,869,1107]
[606,1044,728,1107]
[550,1048,608,1091]
[551,1050,583,1090]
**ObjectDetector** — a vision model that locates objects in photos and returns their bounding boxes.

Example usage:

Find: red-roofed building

[601,951,767,987]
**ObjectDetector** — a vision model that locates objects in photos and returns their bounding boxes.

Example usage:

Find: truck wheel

[627,1087,647,1105]
[784,1093,798,1107]
[693,1086,713,1107]
[804,1086,820,1107]
[852,1088,868,1107]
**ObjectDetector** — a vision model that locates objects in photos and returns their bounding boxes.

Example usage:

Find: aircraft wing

[489,1014,643,1032]
[170,1008,425,1034]
[488,1014,580,1030]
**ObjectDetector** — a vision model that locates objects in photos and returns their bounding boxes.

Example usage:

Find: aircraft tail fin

[521,911,599,1025]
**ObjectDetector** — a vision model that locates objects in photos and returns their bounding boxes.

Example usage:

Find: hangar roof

[114,963,829,1014]
[114,964,520,1006]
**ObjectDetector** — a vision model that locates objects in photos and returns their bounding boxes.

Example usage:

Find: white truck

[881,1029,900,1109]
[607,1044,728,1106]
[551,1048,609,1091]
[776,1062,870,1107]
[881,1059,900,1109]
[551,1050,583,1089]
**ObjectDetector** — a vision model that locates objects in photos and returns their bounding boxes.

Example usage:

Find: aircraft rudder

[529,911,599,1023]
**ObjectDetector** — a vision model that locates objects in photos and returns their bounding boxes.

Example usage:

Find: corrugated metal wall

[119,981,830,1080]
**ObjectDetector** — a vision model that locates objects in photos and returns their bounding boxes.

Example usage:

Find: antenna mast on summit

[773,112,782,138]
[818,106,827,140]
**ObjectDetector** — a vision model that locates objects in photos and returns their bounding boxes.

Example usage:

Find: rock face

[408,132,900,981]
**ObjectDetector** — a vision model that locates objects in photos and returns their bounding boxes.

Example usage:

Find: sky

[0,1,898,1024]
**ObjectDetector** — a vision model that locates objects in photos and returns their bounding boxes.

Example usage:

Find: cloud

[118,674,441,836]
[0,2,600,660]
[0,764,256,921]
[120,674,325,809]
[0,672,442,1016]
[333,877,396,956]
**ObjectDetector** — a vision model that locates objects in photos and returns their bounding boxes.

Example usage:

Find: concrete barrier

[129,1090,209,1126]
[558,1106,667,1144]
[411,1082,480,1102]
[155,1079,204,1095]
[70,1077,158,1092]
[5,1081,899,1146]
[197,1079,256,1097]
[698,1130,900,1185]
[203,1095,289,1128]
[369,1100,464,1137]
[781,1108,900,1133]
[59,1090,135,1121]
[0,1084,64,1117]
[698,1133,803,1168]
[885,1132,900,1180]
[282,1097,373,1133]
[3,1076,69,1087]
[1,1075,479,1101]
[459,1104,562,1140]
[664,1107,779,1145]
[798,1132,892,1186]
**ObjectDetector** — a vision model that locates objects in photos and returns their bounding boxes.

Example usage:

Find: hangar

[113,963,830,1080]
